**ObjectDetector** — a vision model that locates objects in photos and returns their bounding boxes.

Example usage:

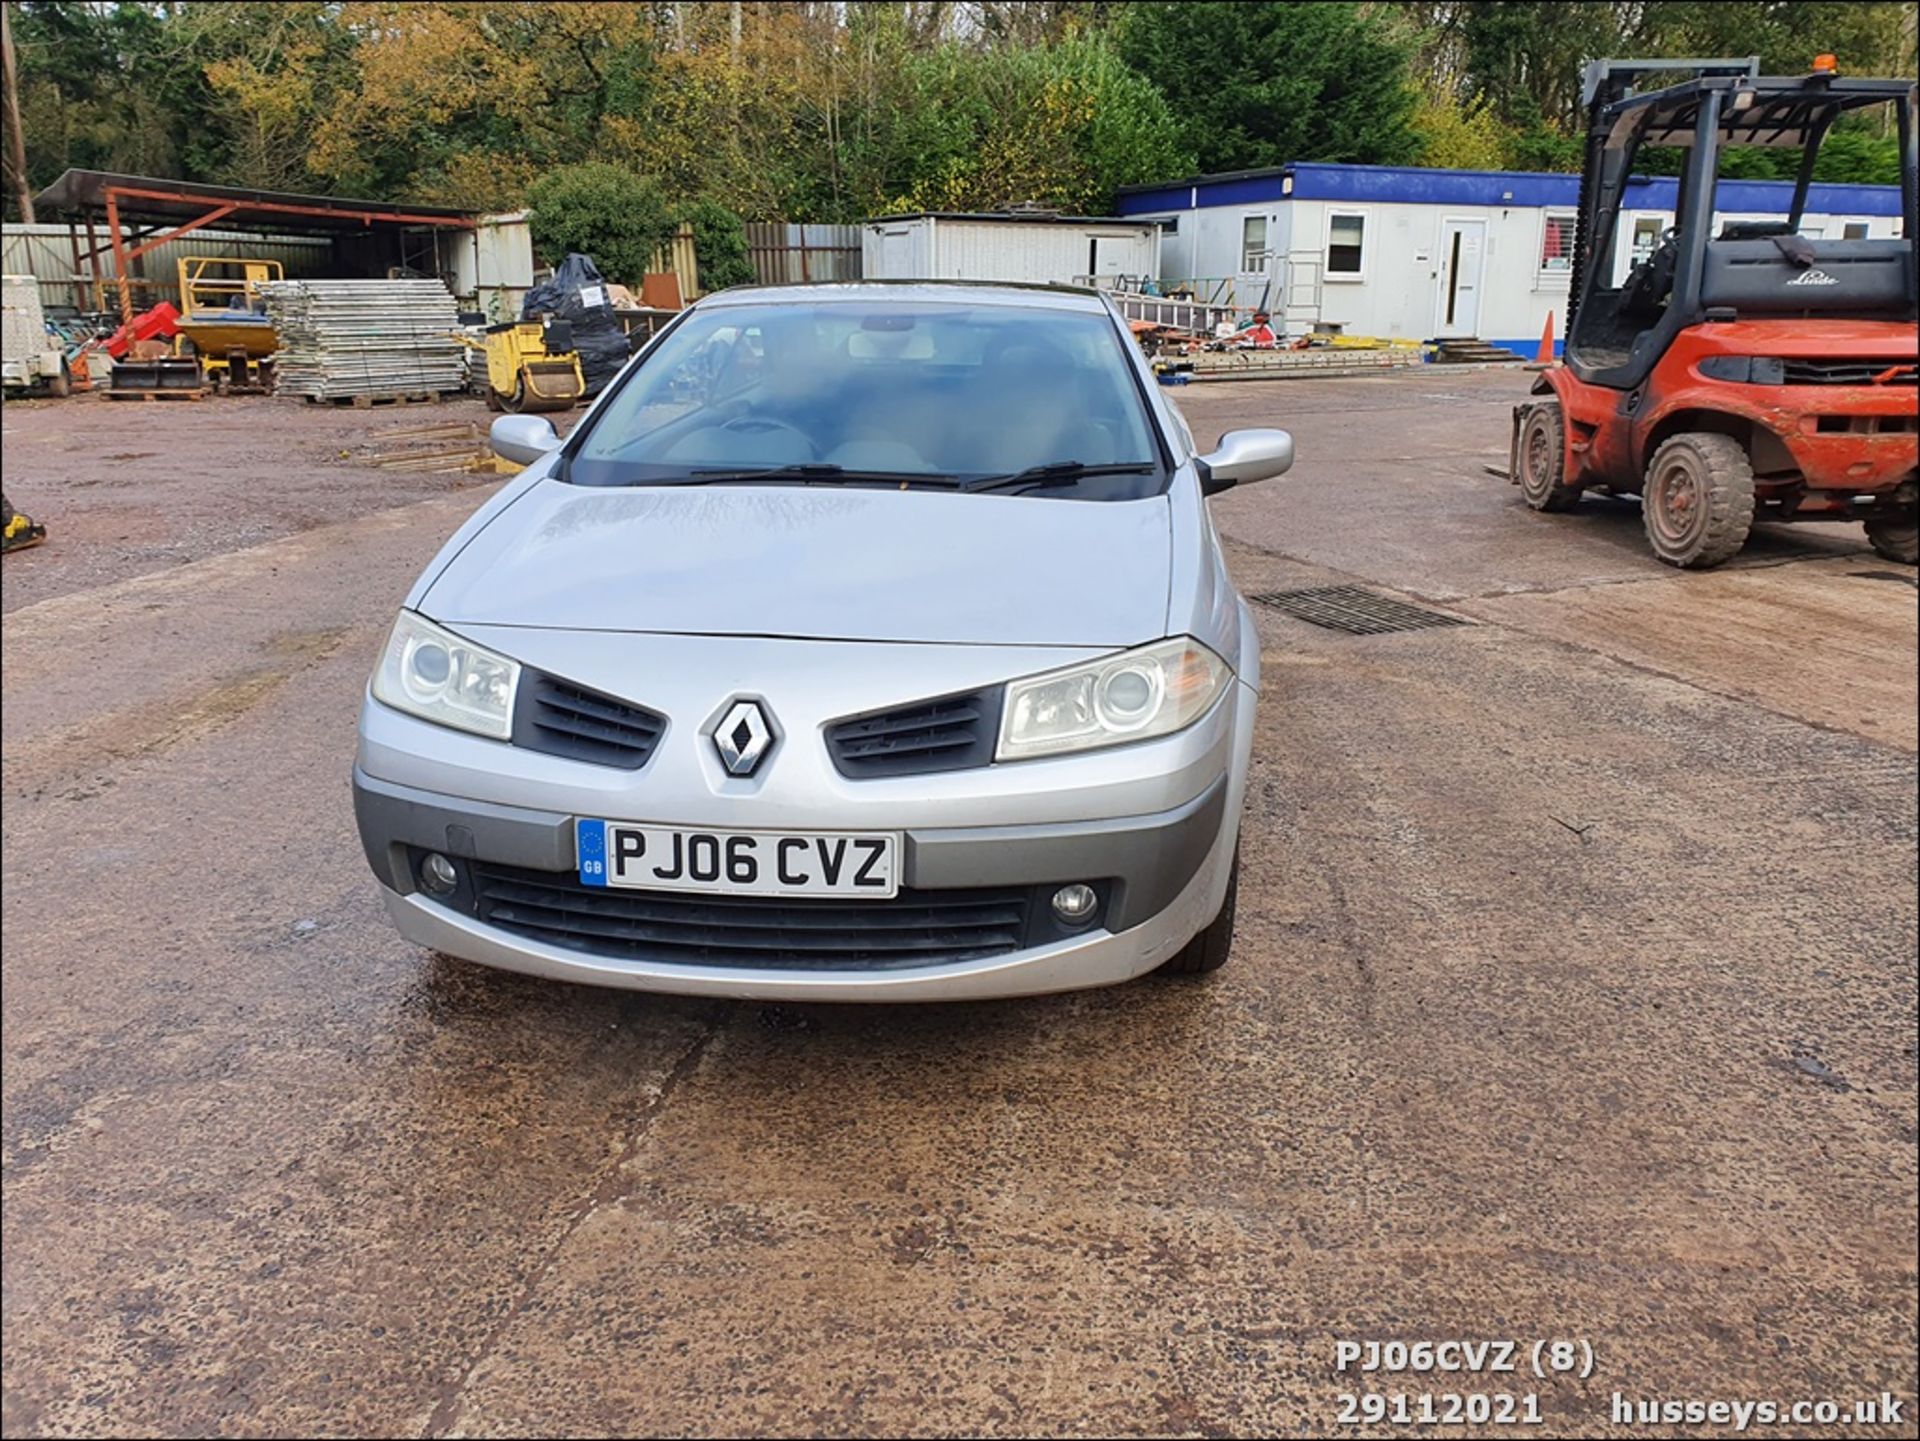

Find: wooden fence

[744,223,862,286]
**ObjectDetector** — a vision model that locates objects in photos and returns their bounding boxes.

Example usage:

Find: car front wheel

[1160,846,1238,976]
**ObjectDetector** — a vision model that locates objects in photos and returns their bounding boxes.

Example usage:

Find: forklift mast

[1566,58,1760,331]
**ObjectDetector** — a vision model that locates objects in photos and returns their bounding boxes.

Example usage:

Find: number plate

[576,820,900,899]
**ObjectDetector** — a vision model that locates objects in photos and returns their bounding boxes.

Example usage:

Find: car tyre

[1517,401,1579,512]
[1160,846,1238,976]
[1864,510,1918,565]
[1642,432,1754,568]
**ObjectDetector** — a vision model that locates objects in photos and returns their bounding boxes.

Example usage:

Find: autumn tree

[6,0,1915,225]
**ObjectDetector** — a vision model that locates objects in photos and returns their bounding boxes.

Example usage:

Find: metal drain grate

[1251,586,1472,635]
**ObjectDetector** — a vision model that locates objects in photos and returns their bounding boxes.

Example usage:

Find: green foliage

[5,1,1913,227]
[525,164,677,286]
[1412,94,1510,171]
[865,36,1191,215]
[1501,125,1582,174]
[1807,125,1905,187]
[1118,2,1422,172]
[679,199,755,291]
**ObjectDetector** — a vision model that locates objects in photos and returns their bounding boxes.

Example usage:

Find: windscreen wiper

[960,461,1157,495]
[680,464,964,488]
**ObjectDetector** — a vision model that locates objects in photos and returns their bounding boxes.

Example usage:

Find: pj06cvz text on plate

[577,819,900,898]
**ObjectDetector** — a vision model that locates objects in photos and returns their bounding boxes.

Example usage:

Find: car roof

[695,280,1113,314]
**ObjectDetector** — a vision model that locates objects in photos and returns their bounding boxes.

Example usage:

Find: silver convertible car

[353,282,1293,1000]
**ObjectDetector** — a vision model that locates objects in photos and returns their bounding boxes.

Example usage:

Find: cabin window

[1327,211,1366,277]
[1631,217,1662,264]
[1841,221,1870,240]
[1240,216,1268,272]
[1540,212,1576,273]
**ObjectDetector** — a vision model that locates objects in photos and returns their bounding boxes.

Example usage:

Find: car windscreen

[562,300,1165,499]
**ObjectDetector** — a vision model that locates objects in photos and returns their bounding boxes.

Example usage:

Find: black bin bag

[522,253,631,398]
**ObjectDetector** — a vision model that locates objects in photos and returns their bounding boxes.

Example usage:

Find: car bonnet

[419,478,1173,647]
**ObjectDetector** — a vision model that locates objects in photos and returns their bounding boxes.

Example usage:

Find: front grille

[469,862,1031,969]
[512,672,665,770]
[1781,358,1918,386]
[826,687,1002,778]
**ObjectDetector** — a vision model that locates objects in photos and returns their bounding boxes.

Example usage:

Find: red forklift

[1512,57,1918,566]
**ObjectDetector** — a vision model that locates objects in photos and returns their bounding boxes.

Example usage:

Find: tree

[186,3,353,191]
[1119,2,1421,173]
[525,163,677,285]
[865,36,1191,216]
[679,197,755,291]
[6,0,1911,229]
[1398,0,1917,176]
[1411,94,1509,171]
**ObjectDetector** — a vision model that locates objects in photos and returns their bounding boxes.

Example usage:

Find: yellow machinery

[459,318,585,413]
[173,257,282,392]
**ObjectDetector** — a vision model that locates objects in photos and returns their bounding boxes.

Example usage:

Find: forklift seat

[1620,230,1679,317]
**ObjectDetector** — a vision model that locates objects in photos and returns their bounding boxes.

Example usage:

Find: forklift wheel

[1642,433,1755,569]
[485,386,503,413]
[43,360,71,399]
[1864,512,1918,565]
[1517,401,1579,512]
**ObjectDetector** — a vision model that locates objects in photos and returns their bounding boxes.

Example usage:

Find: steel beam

[101,185,474,230]
[120,202,237,264]
[104,191,132,322]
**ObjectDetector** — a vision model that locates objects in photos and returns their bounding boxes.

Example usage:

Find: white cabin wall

[860,219,1156,286]
[1147,192,1914,346]
[932,221,1156,284]
[444,211,535,320]
[861,218,935,279]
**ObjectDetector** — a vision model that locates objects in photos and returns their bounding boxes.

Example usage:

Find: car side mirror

[1197,428,1294,495]
[490,414,562,467]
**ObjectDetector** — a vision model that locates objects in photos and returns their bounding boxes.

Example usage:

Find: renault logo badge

[713,700,774,776]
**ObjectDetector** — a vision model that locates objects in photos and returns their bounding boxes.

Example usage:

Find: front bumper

[352,679,1254,1000]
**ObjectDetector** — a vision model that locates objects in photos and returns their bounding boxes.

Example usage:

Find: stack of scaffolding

[260,280,462,400]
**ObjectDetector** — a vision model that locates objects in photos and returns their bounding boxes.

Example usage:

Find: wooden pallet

[105,389,207,402]
[303,392,452,409]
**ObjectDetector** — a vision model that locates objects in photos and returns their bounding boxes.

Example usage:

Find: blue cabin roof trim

[1112,161,1903,217]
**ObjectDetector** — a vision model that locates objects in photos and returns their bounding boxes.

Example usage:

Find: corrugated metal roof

[32,170,475,230]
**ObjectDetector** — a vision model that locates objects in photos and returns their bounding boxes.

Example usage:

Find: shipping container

[859,213,1162,289]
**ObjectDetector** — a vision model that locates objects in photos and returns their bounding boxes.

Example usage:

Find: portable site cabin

[860,212,1163,288]
[1113,161,1905,354]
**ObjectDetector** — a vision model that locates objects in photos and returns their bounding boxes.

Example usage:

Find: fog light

[421,852,459,896]
[1051,883,1099,924]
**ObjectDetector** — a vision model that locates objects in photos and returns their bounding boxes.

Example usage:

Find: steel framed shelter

[30,170,476,321]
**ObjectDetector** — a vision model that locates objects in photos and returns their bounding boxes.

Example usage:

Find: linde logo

[1786,268,1840,286]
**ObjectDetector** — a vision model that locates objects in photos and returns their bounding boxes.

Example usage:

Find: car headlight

[371,610,520,739]
[996,637,1231,761]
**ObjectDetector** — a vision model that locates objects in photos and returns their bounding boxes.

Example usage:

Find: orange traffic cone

[1527,312,1556,369]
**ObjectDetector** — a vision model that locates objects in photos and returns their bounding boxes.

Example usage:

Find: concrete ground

[2,372,1915,1438]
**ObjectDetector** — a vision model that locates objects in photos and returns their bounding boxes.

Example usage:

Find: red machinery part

[104,302,182,359]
